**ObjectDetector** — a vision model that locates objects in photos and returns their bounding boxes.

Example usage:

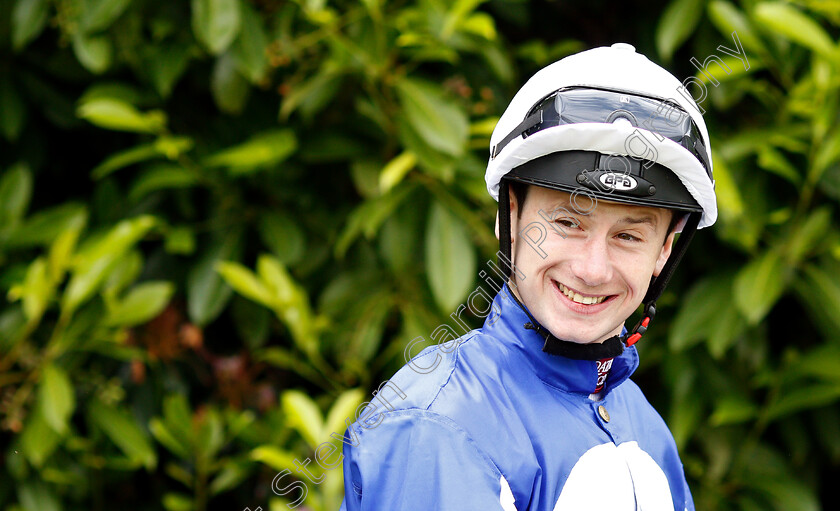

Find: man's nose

[569,236,613,287]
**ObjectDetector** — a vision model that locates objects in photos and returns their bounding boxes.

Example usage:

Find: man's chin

[544,326,611,345]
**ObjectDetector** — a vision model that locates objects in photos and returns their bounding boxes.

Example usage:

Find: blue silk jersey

[340,286,694,510]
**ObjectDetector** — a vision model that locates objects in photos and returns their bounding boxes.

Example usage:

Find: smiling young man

[340,44,716,510]
[505,184,680,347]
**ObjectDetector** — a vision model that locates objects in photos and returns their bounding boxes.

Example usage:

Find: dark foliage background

[2,0,840,510]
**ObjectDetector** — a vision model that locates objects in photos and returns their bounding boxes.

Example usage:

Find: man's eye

[557,218,580,229]
[616,233,641,242]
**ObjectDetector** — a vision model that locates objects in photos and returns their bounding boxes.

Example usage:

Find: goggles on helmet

[490,86,711,178]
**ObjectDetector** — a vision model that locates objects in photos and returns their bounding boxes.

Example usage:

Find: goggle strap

[491,110,543,159]
[498,181,513,279]
[642,211,701,305]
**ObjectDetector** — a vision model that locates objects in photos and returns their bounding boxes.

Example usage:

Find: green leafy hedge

[1,0,840,510]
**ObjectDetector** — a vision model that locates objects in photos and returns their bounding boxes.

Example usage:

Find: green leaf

[695,55,762,86]
[335,183,416,257]
[709,395,757,426]
[161,394,193,447]
[72,33,113,74]
[323,388,365,440]
[80,0,132,33]
[88,400,157,469]
[379,204,421,273]
[150,418,190,459]
[813,127,840,180]
[128,164,198,201]
[162,493,193,511]
[656,0,705,61]
[379,151,417,193]
[4,202,88,249]
[106,281,174,326]
[231,296,270,349]
[765,384,840,421]
[20,407,62,467]
[91,143,162,180]
[78,82,142,105]
[750,478,820,511]
[668,387,702,449]
[783,345,840,384]
[258,212,305,265]
[300,133,366,164]
[442,0,489,38]
[164,225,196,255]
[11,0,49,51]
[211,51,250,114]
[669,274,735,352]
[425,201,476,313]
[155,135,195,159]
[0,307,26,349]
[256,255,320,355]
[753,2,837,59]
[793,263,840,336]
[347,293,390,363]
[712,148,745,222]
[62,216,157,315]
[784,206,831,263]
[250,445,299,472]
[147,44,193,98]
[282,390,324,449]
[257,346,323,383]
[395,77,468,157]
[733,251,787,324]
[204,129,297,174]
[397,115,457,182]
[187,232,241,326]
[77,98,166,134]
[39,364,76,434]
[756,146,801,185]
[232,1,268,83]
[459,12,496,40]
[194,407,224,460]
[0,75,26,140]
[101,249,142,297]
[350,159,381,199]
[209,461,252,495]
[279,70,342,121]
[17,481,61,511]
[10,257,52,322]
[48,224,80,286]
[216,261,274,307]
[708,1,766,55]
[0,162,33,228]
[192,0,242,55]
[705,303,746,359]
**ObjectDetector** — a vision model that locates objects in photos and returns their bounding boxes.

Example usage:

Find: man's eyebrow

[543,201,577,214]
[618,215,658,227]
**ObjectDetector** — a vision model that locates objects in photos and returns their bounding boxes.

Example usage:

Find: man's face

[502,185,675,344]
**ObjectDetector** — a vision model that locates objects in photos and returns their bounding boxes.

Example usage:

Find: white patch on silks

[500,475,517,511]
[552,442,673,511]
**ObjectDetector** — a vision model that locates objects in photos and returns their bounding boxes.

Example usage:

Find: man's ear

[653,231,676,277]
[508,183,518,216]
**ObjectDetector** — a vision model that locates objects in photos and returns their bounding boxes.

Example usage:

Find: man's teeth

[558,283,607,305]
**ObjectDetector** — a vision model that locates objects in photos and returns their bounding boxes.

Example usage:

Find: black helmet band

[505,150,703,213]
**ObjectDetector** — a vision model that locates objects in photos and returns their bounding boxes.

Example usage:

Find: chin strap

[497,181,701,361]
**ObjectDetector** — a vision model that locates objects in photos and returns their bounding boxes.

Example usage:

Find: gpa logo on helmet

[599,173,638,191]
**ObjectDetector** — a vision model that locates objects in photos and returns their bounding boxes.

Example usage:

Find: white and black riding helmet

[487,43,718,360]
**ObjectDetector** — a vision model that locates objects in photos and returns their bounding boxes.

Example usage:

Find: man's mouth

[554,281,612,305]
